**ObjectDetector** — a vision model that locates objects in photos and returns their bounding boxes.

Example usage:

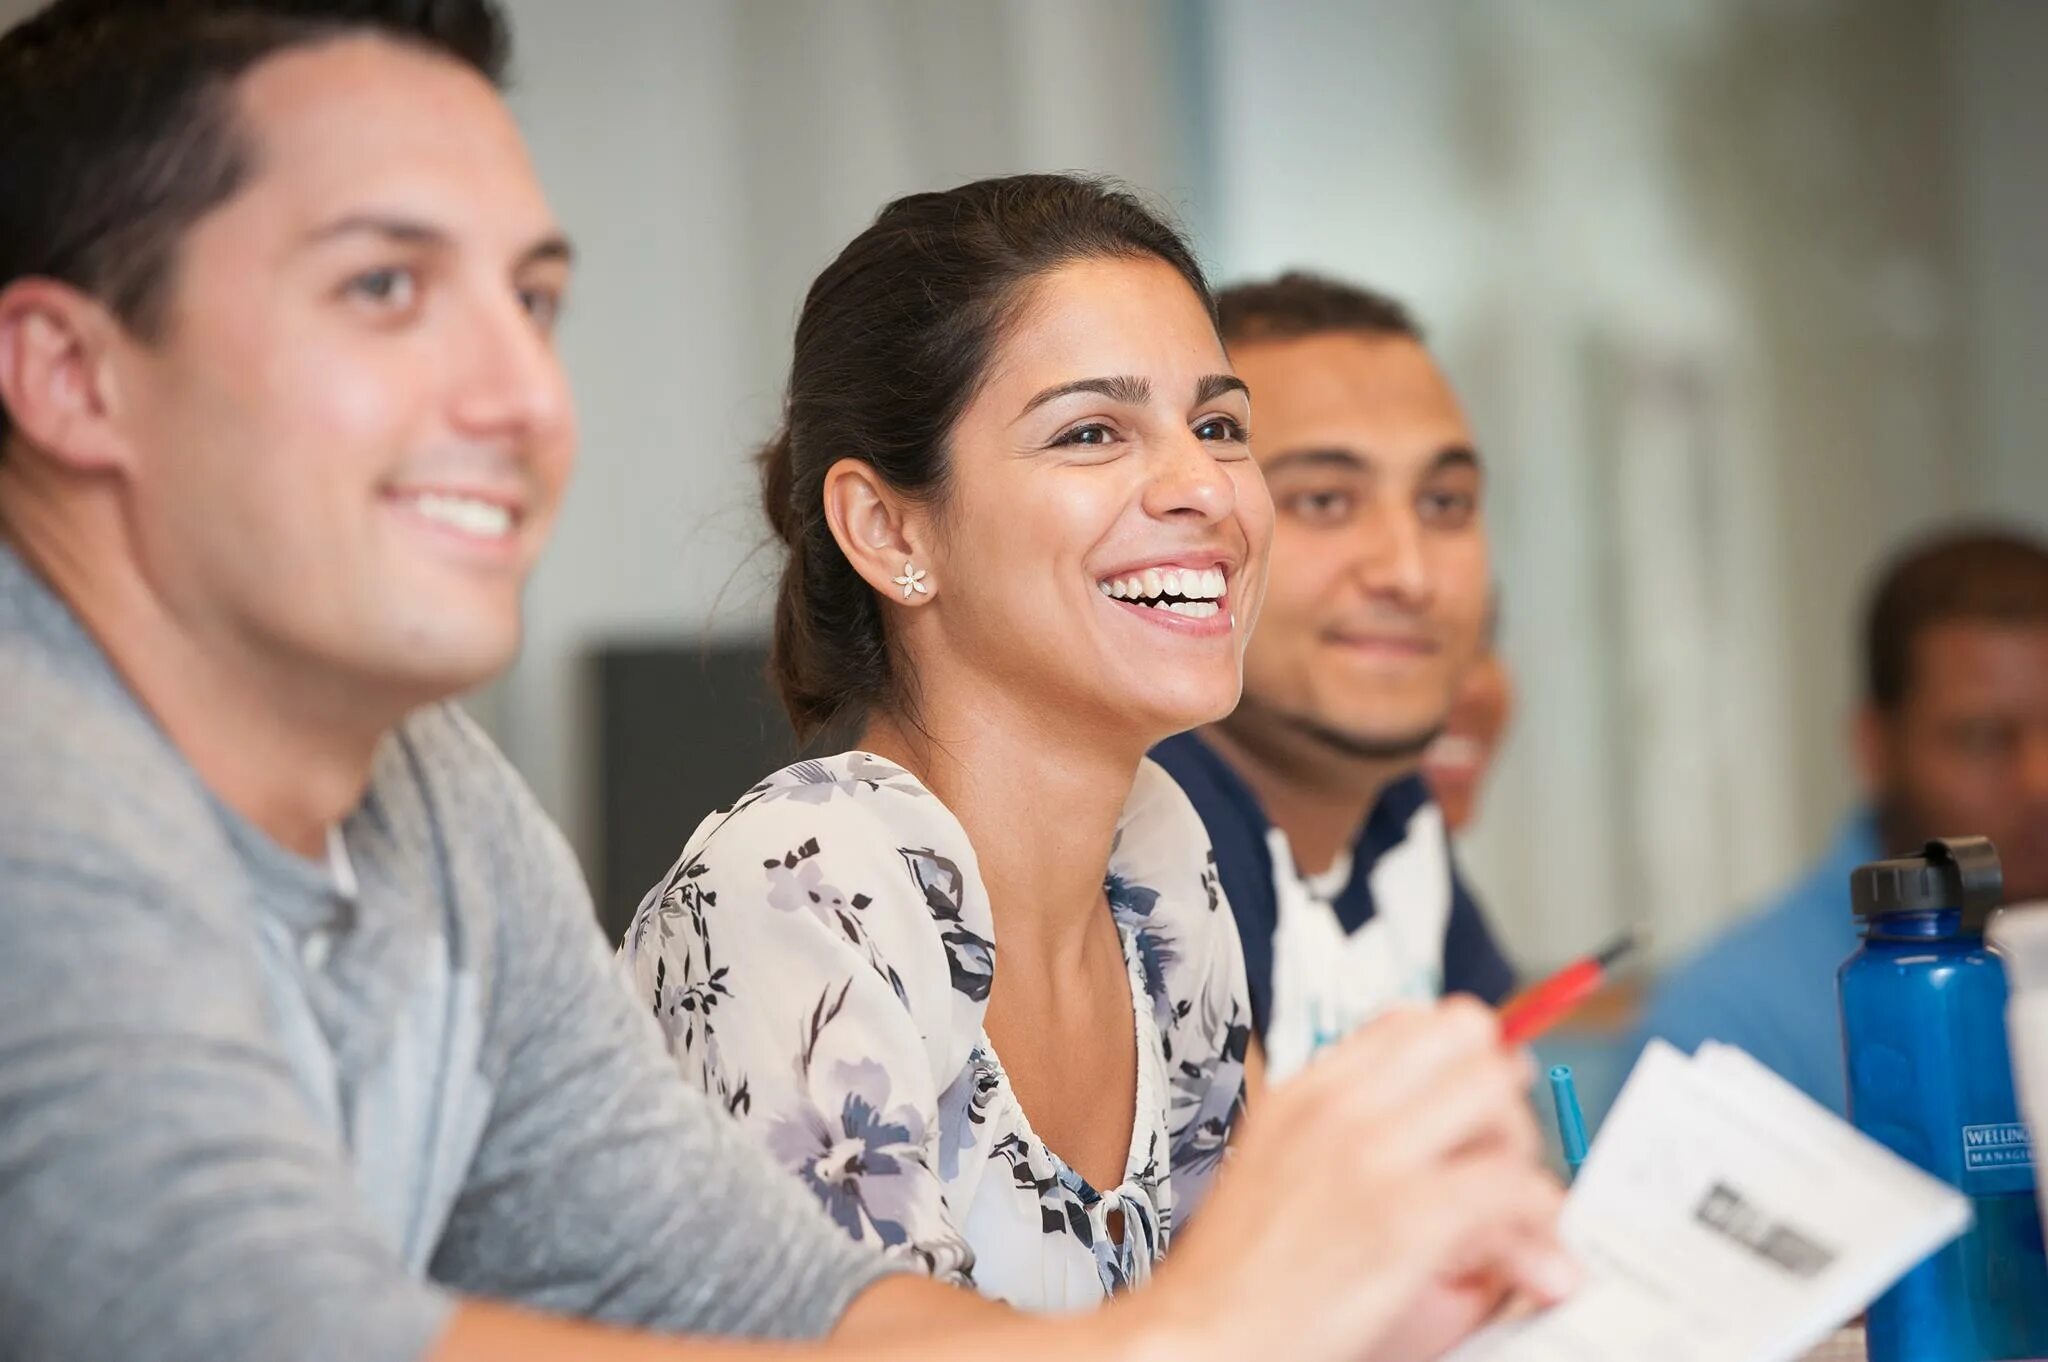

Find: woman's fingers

[1152,997,1573,1362]
[1335,1042,1538,1171]
[1395,1153,1574,1300]
[1295,996,1501,1111]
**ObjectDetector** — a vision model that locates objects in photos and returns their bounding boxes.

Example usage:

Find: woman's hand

[1139,997,1574,1362]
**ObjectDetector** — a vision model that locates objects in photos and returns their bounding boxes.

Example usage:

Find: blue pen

[1548,1064,1589,1182]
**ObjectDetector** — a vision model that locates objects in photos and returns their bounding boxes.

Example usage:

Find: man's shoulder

[384,702,523,807]
[0,589,229,892]
[378,703,584,915]
[1684,836,1866,983]
[1148,732,1271,841]
[1648,877,1850,1029]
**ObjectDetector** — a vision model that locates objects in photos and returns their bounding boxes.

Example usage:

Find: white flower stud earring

[892,562,930,599]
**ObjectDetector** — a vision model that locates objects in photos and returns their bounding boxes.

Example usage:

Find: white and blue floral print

[621,752,1250,1310]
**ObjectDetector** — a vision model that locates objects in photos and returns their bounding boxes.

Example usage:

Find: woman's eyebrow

[1016,374,1150,419]
[1194,373,1248,405]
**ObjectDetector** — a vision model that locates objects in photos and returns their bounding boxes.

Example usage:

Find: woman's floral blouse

[621,751,1251,1310]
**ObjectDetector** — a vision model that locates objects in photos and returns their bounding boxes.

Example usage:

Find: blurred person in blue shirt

[1151,274,1515,1080]
[1634,526,2048,1113]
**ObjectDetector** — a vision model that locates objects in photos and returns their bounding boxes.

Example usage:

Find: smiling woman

[615,173,1569,1351]
[621,174,1269,1307]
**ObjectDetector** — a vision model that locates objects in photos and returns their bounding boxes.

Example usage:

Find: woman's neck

[860,688,1141,976]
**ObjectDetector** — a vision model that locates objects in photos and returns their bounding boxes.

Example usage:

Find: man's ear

[0,277,140,475]
[821,458,936,605]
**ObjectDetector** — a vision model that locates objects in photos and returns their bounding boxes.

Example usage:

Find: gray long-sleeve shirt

[0,543,894,1361]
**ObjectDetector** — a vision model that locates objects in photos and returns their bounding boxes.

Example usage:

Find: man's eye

[1285,489,1354,524]
[1420,489,1477,528]
[520,287,564,329]
[1951,723,2015,758]
[344,267,418,310]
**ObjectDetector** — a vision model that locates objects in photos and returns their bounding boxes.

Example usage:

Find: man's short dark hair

[1216,270,1425,349]
[1865,524,2048,710]
[0,0,511,447]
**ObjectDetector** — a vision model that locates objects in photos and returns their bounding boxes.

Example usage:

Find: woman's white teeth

[404,492,513,539]
[1162,600,1220,619]
[1096,566,1229,605]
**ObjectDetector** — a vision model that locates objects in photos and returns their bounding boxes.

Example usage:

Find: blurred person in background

[1424,594,1515,835]
[1633,526,2048,1114]
[623,177,1571,1351]
[0,4,1567,1361]
[1151,274,1516,1080]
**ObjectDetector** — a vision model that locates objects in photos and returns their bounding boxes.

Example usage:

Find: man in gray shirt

[0,3,929,1357]
[0,3,1570,1360]
[0,544,903,1357]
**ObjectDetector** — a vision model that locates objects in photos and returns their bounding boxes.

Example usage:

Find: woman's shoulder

[711,750,937,822]
[1110,756,1229,930]
[644,751,997,1027]
[676,752,966,868]
[1113,759,1250,1201]
[1109,756,1247,1032]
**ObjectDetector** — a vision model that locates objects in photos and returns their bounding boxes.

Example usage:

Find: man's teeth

[402,492,514,539]
[1096,566,1228,605]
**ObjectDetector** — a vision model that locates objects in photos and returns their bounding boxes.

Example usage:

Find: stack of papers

[1991,903,2048,1232]
[1446,1040,1970,1362]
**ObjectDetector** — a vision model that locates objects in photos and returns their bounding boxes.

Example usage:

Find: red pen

[1499,931,1642,1045]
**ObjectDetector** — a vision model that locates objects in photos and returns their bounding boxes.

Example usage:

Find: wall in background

[1952,0,2048,521]
[1203,0,2046,968]
[492,0,1196,876]
[1,0,2040,965]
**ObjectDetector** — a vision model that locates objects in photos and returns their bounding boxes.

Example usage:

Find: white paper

[1991,903,2048,1235]
[1444,1041,1969,1362]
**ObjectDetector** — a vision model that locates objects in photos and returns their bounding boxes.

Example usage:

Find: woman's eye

[1194,415,1247,443]
[1054,423,1117,448]
[343,267,419,312]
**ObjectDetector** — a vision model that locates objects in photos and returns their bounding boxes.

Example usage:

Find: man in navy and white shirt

[1153,273,1514,1078]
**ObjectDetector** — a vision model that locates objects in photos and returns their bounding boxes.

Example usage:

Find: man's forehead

[225,36,551,243]
[1917,619,2048,653]
[1237,333,1465,425]
[1907,622,2048,698]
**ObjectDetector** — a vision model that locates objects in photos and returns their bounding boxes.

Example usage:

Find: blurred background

[10,0,2034,1060]
[453,0,2045,973]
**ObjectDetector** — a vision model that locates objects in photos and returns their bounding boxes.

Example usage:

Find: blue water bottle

[1840,837,2048,1361]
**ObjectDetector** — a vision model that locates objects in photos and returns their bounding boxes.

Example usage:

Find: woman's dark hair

[759,172,1215,741]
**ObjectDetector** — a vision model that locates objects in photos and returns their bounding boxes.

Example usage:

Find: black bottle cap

[1850,836,2004,931]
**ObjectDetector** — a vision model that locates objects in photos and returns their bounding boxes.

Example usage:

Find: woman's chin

[1108,685,1241,747]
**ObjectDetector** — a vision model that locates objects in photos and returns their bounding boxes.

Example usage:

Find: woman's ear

[821,458,936,604]
[0,277,138,474]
